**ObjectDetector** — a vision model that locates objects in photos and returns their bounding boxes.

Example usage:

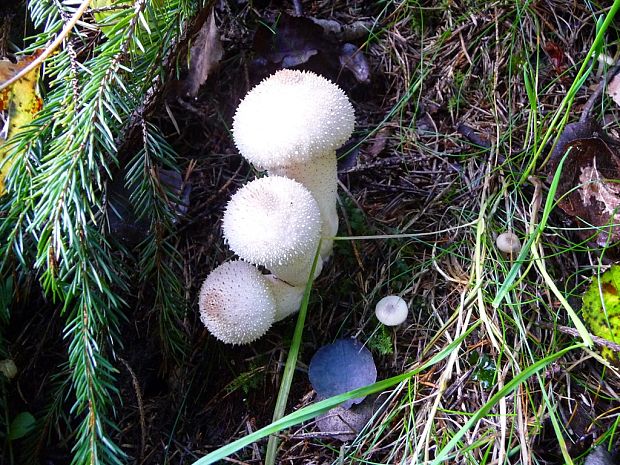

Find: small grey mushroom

[496,231,521,255]
[375,295,408,326]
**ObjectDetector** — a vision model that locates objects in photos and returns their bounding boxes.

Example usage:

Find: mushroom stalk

[269,150,338,258]
[264,275,305,321]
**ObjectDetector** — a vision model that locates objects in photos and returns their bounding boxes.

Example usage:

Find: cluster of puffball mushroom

[198,70,355,344]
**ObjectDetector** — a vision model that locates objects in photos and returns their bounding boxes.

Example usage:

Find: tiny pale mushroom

[496,231,521,256]
[0,359,17,379]
[375,295,408,326]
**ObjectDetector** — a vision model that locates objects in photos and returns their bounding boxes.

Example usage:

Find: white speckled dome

[232,69,355,168]
[222,176,322,285]
[199,261,276,344]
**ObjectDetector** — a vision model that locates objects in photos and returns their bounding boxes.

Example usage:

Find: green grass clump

[368,325,395,356]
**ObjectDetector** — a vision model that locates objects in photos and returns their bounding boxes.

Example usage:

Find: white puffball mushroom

[222,176,323,286]
[375,295,408,326]
[232,69,355,168]
[199,261,276,344]
[496,231,521,255]
[232,69,355,259]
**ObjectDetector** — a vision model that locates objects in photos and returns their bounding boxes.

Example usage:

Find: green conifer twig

[0,0,205,462]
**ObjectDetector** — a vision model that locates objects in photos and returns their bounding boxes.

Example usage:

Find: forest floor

[8,1,620,464]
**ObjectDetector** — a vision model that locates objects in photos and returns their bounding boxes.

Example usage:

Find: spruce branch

[0,0,92,92]
[0,0,203,463]
[130,122,189,361]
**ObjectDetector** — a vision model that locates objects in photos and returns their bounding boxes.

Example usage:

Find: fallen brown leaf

[178,11,223,97]
[550,137,620,246]
[252,13,371,85]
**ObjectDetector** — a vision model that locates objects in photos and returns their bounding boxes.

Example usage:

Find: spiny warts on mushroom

[232,69,355,167]
[222,176,323,286]
[232,69,355,258]
[199,260,276,344]
[375,295,408,326]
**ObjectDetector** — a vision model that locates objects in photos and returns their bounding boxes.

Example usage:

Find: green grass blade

[192,321,482,465]
[536,373,574,465]
[430,343,583,465]
[264,243,322,465]
[492,148,593,344]
[492,150,566,308]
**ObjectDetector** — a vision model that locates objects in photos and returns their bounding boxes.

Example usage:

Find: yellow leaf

[0,50,44,194]
[582,265,620,361]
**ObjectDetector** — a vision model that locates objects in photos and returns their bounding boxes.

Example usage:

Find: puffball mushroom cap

[222,176,322,284]
[496,231,521,255]
[232,69,355,168]
[199,261,276,344]
[375,295,408,326]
